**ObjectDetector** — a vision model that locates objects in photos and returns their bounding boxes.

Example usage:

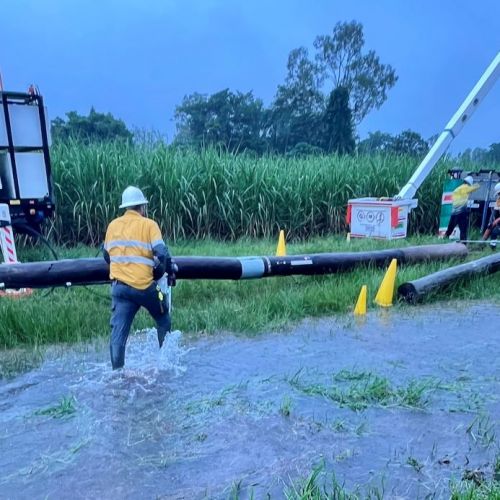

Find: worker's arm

[466,184,480,194]
[102,227,111,264]
[102,245,110,264]
[150,222,172,279]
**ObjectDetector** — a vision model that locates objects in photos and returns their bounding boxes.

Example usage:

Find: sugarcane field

[1,4,500,500]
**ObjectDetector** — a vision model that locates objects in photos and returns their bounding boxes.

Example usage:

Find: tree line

[50,20,499,162]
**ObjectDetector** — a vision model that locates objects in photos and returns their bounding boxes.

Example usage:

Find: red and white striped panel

[0,225,18,264]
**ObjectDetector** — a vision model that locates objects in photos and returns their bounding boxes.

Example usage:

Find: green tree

[486,143,500,164]
[322,86,355,154]
[314,20,398,124]
[389,130,429,156]
[174,89,266,153]
[269,48,325,153]
[357,131,394,154]
[51,108,133,143]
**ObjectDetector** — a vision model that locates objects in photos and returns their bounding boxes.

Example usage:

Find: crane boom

[397,52,500,200]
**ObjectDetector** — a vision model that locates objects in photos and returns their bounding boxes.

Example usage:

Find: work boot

[110,344,126,369]
[158,330,169,349]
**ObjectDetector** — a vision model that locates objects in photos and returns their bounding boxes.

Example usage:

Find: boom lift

[347,52,500,240]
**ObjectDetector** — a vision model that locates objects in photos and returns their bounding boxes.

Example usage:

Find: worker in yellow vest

[444,176,479,241]
[103,186,173,369]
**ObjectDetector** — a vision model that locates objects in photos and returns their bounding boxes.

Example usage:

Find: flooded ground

[0,302,499,499]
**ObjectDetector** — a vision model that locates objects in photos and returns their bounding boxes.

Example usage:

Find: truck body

[0,90,55,234]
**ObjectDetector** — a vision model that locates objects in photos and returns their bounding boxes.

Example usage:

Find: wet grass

[283,463,384,500]
[280,395,293,417]
[406,456,424,473]
[283,461,500,500]
[1,235,499,356]
[228,458,500,499]
[287,369,441,411]
[450,478,500,499]
[466,414,497,448]
[33,395,77,419]
[0,348,45,378]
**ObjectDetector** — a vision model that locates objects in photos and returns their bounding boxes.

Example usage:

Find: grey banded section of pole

[0,243,467,290]
[398,253,500,304]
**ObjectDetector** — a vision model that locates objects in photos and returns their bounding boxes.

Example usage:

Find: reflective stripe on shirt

[151,239,164,248]
[110,256,155,266]
[105,240,153,251]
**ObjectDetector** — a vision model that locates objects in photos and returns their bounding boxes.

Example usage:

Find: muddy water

[0,303,499,499]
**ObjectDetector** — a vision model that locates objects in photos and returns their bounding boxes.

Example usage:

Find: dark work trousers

[110,281,171,369]
[445,210,469,241]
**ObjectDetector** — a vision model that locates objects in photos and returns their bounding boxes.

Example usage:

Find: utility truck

[347,52,500,240]
[0,86,55,263]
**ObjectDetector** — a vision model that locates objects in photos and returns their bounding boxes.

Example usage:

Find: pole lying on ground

[398,253,500,304]
[0,243,468,290]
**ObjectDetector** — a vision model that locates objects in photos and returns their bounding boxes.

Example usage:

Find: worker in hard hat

[103,186,173,370]
[444,176,480,241]
[482,182,500,242]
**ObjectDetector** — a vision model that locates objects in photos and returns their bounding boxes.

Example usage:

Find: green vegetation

[49,142,454,246]
[450,478,500,499]
[34,395,77,419]
[51,108,133,144]
[284,463,384,499]
[288,368,441,411]
[466,414,497,448]
[283,463,500,500]
[229,461,500,499]
[279,395,293,417]
[175,21,396,155]
[1,236,499,357]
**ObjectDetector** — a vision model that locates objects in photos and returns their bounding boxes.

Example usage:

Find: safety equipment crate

[346,198,415,240]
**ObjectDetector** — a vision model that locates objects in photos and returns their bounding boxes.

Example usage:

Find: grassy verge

[1,235,499,354]
[280,463,500,500]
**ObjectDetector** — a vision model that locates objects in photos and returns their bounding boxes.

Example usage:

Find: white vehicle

[0,86,55,263]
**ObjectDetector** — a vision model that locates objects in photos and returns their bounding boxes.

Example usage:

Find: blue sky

[1,0,499,152]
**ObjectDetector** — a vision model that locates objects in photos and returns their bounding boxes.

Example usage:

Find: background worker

[444,175,480,241]
[103,186,173,370]
[482,182,500,241]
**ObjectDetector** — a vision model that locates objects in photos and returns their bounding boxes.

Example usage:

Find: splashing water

[121,328,190,376]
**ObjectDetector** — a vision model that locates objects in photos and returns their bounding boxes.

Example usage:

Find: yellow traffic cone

[374,258,397,307]
[276,229,287,256]
[354,285,367,315]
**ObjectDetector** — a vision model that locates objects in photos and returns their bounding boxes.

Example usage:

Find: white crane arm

[397,52,500,200]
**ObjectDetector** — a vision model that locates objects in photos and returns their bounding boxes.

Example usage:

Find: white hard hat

[464,176,474,186]
[494,182,500,196]
[119,186,148,208]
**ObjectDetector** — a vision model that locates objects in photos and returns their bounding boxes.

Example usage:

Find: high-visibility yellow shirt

[451,184,480,213]
[104,210,164,290]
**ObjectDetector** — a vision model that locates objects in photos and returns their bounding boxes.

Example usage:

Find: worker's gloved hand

[165,257,174,275]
